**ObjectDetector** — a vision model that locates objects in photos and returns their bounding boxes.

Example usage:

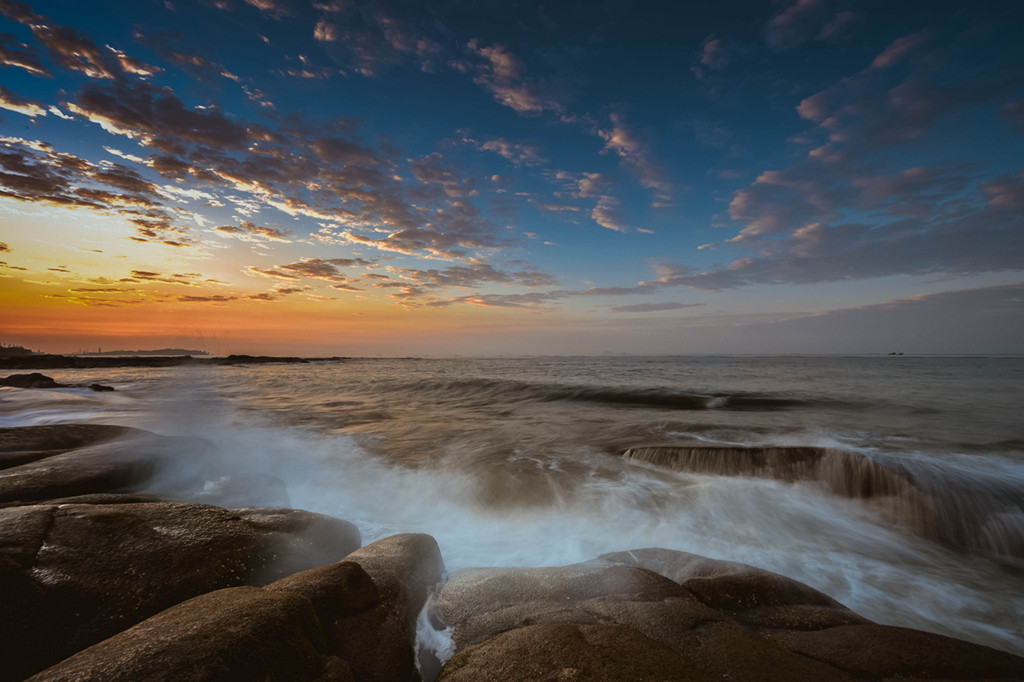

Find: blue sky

[1,0,1022,355]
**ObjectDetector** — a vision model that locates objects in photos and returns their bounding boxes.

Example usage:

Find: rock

[0,428,212,505]
[0,424,130,471]
[338,533,446,682]
[434,550,1024,682]
[432,558,699,651]
[0,373,63,388]
[770,624,1024,680]
[27,535,442,682]
[599,548,867,630]
[437,622,712,681]
[0,374,115,392]
[0,501,361,679]
[26,586,350,682]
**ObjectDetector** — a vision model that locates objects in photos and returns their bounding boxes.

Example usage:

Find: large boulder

[437,622,712,682]
[26,586,350,682]
[29,535,445,682]
[0,501,360,680]
[0,427,213,505]
[0,424,131,471]
[433,549,1024,682]
[333,533,446,682]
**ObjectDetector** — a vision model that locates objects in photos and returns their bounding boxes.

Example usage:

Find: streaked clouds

[0,0,1021,353]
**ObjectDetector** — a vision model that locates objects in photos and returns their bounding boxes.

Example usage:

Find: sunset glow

[1,0,1022,355]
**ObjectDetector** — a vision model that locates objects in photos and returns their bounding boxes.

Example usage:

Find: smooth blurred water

[2,355,1022,654]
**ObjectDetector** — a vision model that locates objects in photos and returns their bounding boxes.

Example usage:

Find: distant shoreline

[0,354,346,369]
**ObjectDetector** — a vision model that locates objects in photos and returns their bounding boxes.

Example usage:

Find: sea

[1,355,1022,655]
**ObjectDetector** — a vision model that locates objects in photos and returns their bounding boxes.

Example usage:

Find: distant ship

[887,351,904,356]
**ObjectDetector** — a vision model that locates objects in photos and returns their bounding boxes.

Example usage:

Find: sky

[0,0,1022,356]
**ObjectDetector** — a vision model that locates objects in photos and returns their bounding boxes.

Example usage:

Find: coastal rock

[598,548,867,630]
[337,533,446,682]
[29,536,442,682]
[0,501,361,679]
[0,424,130,470]
[0,373,115,391]
[26,586,349,682]
[433,550,1024,681]
[0,427,212,505]
[437,622,711,682]
[432,559,702,651]
[0,373,63,388]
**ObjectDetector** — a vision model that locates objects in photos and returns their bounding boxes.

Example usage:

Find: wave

[621,445,1024,559]
[383,377,823,411]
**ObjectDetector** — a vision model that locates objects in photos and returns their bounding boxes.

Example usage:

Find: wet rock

[0,429,211,505]
[27,586,349,682]
[0,374,115,391]
[434,550,1023,682]
[338,533,446,682]
[0,373,63,388]
[437,622,711,682]
[433,558,699,651]
[0,424,131,471]
[599,548,867,630]
[770,624,1024,680]
[0,501,360,679]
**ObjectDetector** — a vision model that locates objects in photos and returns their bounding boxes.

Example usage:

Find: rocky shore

[1,423,1022,681]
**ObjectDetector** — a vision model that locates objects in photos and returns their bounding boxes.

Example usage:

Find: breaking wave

[621,445,1024,558]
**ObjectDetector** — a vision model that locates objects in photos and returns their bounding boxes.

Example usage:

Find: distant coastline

[73,348,210,357]
[0,354,345,369]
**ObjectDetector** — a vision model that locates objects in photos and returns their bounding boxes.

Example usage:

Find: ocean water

[2,355,1023,655]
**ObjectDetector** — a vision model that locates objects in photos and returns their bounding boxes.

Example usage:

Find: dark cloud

[465,39,568,117]
[610,302,703,313]
[0,32,51,76]
[0,0,158,80]
[0,137,190,244]
[70,81,253,151]
[598,113,673,205]
[0,84,46,117]
[312,2,442,76]
[765,0,860,51]
[653,193,1024,291]
[214,220,291,242]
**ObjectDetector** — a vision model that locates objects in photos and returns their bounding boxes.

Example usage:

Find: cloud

[313,3,441,76]
[591,195,629,232]
[697,35,731,71]
[610,302,704,313]
[982,172,1024,210]
[746,283,1024,354]
[69,81,253,151]
[466,39,566,116]
[465,134,546,167]
[0,1,158,80]
[598,113,672,203]
[765,0,859,51]
[0,84,46,117]
[0,32,51,76]
[653,192,1024,292]
[870,30,931,70]
[0,136,193,245]
[214,220,292,242]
